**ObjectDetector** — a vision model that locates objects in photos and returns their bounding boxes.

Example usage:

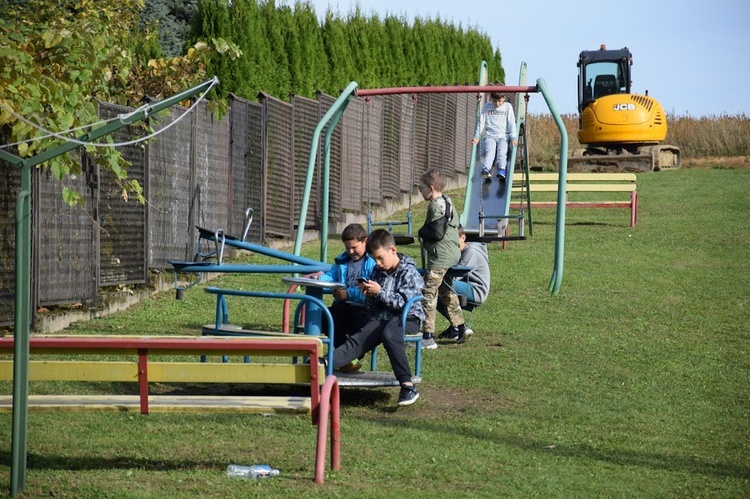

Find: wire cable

[0,78,218,150]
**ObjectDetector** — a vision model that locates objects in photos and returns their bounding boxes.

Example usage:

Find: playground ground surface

[0,166,748,497]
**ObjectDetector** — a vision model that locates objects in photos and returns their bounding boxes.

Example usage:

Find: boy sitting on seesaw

[331,229,425,406]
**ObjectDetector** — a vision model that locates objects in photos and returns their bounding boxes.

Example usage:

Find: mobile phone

[356,277,369,284]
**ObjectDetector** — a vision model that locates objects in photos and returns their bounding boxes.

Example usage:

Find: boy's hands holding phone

[357,277,381,296]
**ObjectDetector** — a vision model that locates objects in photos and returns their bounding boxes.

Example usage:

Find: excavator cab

[578,46,632,113]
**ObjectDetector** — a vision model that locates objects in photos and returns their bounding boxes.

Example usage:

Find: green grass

[1,168,749,497]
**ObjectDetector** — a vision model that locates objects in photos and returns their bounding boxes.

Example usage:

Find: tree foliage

[1,0,504,205]
[0,0,239,205]
[188,0,504,100]
[139,0,197,57]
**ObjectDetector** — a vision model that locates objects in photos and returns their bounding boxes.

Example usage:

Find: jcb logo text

[613,103,636,111]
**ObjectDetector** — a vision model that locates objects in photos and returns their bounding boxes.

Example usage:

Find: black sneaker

[397,385,419,406]
[438,326,459,341]
[480,168,491,179]
[456,327,474,344]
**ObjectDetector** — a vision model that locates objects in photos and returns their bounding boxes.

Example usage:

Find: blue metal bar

[369,295,424,377]
[405,296,425,377]
[170,263,330,274]
[370,220,410,227]
[201,233,324,267]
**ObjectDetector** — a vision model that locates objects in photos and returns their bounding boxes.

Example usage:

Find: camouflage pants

[422,267,464,334]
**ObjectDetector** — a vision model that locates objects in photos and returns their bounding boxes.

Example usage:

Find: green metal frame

[293,69,569,296]
[292,82,358,263]
[535,78,569,295]
[0,77,218,497]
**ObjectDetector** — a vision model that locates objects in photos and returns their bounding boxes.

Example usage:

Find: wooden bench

[0,335,340,484]
[511,172,638,226]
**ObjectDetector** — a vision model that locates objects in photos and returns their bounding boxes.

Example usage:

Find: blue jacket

[318,251,376,304]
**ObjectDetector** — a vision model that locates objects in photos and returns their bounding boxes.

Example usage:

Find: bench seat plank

[515,201,632,207]
[0,361,138,382]
[515,173,636,181]
[0,360,325,385]
[512,183,635,192]
[0,395,311,414]
[0,334,340,483]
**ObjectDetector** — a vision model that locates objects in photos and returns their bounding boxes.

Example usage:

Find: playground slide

[462,163,512,240]
[460,61,527,242]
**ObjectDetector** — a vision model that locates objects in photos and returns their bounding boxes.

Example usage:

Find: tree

[383,15,407,86]
[261,0,291,97]
[139,0,198,57]
[322,10,355,94]
[226,0,274,99]
[292,1,329,97]
[345,8,373,88]
[0,0,142,191]
[0,0,240,205]
[190,0,235,97]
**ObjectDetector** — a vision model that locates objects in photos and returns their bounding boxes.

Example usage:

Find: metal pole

[294,81,358,260]
[536,78,568,295]
[2,77,218,170]
[10,165,31,497]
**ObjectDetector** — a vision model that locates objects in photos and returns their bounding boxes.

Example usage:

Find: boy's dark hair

[366,229,396,253]
[458,224,465,237]
[420,168,446,192]
[341,223,367,242]
[490,92,503,101]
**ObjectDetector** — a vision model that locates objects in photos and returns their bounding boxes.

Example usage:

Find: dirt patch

[423,385,514,416]
[344,385,515,419]
[417,386,483,415]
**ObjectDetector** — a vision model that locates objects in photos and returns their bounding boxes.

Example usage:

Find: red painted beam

[0,336,320,354]
[356,85,537,97]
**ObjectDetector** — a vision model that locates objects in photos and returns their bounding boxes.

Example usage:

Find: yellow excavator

[570,45,680,172]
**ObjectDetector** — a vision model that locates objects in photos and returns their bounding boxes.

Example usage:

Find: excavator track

[568,144,681,173]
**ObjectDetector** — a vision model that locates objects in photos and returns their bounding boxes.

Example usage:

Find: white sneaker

[397,385,419,405]
[421,337,438,350]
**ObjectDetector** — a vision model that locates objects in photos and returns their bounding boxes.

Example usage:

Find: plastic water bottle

[226,464,280,479]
